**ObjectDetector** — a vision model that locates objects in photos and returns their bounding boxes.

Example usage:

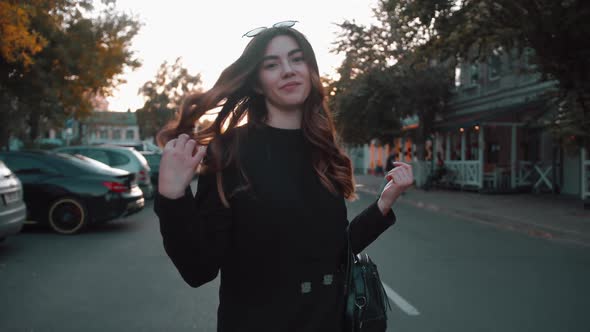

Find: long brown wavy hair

[157,27,357,203]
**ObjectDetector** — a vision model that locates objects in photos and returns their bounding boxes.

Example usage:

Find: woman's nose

[281,62,295,77]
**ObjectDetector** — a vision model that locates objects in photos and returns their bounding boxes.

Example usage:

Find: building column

[445,133,451,162]
[511,125,517,189]
[460,130,466,161]
[478,126,485,189]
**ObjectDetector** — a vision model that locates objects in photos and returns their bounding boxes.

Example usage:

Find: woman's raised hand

[158,134,207,199]
[377,162,414,214]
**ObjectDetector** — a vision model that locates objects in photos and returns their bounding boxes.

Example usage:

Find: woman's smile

[280,81,302,92]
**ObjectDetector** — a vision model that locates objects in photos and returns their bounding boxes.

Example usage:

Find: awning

[434,99,548,130]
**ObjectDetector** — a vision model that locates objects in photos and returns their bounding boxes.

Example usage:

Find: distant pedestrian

[154,21,414,331]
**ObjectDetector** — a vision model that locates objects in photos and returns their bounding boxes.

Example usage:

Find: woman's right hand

[158,133,207,199]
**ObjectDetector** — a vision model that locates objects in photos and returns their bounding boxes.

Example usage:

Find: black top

[154,123,396,332]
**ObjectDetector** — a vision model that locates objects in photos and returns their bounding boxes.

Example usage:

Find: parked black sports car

[0,151,144,234]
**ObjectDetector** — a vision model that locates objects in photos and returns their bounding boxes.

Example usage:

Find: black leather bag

[343,226,392,332]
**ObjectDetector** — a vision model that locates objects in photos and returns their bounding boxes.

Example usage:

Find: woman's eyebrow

[262,48,303,61]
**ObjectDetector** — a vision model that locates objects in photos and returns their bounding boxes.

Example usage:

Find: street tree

[136,57,203,140]
[332,60,451,154]
[331,15,452,152]
[0,0,141,149]
[339,0,590,148]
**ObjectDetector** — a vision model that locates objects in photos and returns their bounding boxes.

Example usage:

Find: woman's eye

[292,57,304,62]
[264,63,277,69]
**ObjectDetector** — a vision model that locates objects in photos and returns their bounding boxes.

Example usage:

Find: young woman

[154,22,413,331]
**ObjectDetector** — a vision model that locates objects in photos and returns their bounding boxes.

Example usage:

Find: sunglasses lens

[243,21,298,38]
[272,20,298,28]
[244,27,267,37]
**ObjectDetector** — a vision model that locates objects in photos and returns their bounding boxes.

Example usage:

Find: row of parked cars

[0,144,162,240]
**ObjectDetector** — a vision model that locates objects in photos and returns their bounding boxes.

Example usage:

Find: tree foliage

[337,0,590,147]
[331,13,452,146]
[136,57,203,140]
[0,1,47,67]
[0,0,141,149]
[331,61,451,146]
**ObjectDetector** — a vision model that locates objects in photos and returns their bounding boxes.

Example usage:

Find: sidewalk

[354,174,590,247]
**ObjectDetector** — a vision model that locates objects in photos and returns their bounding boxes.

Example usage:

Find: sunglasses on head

[242,20,299,38]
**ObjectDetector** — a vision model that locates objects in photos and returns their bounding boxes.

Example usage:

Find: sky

[106,0,380,112]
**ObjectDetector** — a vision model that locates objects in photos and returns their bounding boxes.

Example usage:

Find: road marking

[381,282,420,316]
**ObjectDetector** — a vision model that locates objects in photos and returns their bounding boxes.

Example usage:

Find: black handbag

[343,226,392,332]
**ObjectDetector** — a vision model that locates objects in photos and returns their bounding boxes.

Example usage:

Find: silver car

[0,160,26,242]
[55,145,154,199]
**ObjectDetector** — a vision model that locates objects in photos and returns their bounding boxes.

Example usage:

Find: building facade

[346,50,589,200]
[30,110,141,148]
[428,50,588,200]
[81,110,140,145]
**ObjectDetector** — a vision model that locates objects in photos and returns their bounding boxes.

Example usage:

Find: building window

[112,129,121,140]
[100,130,108,139]
[126,129,135,140]
[488,54,501,80]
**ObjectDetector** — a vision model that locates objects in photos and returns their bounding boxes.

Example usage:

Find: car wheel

[48,197,88,235]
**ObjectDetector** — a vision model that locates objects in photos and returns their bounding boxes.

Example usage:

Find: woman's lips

[280,82,301,91]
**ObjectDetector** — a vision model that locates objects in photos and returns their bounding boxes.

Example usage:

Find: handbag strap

[344,225,353,293]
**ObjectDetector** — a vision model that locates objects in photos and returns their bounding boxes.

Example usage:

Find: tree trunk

[0,108,10,151]
[0,91,12,151]
[415,125,426,161]
[28,111,40,145]
[0,124,10,151]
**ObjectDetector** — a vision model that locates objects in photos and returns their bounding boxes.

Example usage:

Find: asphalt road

[1,190,589,331]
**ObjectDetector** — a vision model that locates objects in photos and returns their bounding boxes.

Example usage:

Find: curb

[355,187,590,248]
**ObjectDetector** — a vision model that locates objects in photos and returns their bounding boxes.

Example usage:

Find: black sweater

[154,123,396,332]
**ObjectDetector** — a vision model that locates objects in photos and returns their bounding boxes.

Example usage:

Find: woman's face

[256,35,311,111]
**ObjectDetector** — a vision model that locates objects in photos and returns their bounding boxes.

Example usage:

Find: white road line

[381,282,420,316]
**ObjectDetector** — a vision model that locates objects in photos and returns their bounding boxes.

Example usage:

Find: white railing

[515,161,561,192]
[445,160,482,187]
[410,161,433,187]
[345,139,579,196]
[516,161,535,186]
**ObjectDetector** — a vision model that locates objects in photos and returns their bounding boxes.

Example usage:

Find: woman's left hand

[378,162,414,214]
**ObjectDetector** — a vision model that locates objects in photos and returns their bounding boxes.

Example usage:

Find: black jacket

[154,123,396,331]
